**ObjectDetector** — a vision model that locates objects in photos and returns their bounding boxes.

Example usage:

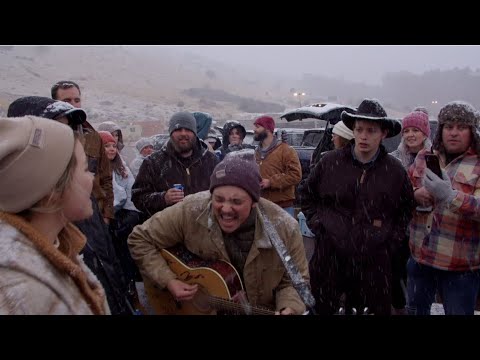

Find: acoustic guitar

[143,244,275,315]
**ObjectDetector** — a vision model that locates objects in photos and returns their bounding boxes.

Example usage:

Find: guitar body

[144,245,244,315]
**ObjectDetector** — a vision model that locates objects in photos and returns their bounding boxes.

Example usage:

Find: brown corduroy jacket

[128,191,309,314]
[255,141,302,208]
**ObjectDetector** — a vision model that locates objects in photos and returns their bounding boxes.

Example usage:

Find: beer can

[173,184,184,191]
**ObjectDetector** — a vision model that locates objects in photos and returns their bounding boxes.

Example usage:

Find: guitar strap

[258,204,316,314]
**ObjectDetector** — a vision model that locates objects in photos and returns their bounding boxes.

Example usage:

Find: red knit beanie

[98,130,116,144]
[402,111,430,137]
[254,116,275,133]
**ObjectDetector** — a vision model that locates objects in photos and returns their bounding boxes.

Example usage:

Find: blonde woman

[390,111,432,169]
[0,116,109,315]
[389,110,432,315]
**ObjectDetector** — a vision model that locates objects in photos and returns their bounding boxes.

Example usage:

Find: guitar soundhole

[190,288,213,314]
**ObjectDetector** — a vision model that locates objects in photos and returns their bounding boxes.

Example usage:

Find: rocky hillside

[0,46,297,128]
[0,46,410,135]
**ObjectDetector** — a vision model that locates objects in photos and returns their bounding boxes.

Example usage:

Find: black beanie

[210,149,261,202]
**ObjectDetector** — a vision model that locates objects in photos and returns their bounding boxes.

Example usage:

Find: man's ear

[252,202,257,209]
[382,129,388,140]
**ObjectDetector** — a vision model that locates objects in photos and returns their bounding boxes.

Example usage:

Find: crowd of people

[1,79,479,316]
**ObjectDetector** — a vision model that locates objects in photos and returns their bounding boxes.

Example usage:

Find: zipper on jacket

[186,167,191,187]
[360,169,366,184]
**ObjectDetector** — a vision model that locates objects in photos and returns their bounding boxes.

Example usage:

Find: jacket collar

[195,201,273,255]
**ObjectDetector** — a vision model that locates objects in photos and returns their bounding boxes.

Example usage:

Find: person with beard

[407,101,480,315]
[253,116,302,217]
[131,112,219,219]
[128,150,310,315]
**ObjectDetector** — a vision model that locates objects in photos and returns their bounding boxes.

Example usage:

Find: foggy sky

[168,45,480,86]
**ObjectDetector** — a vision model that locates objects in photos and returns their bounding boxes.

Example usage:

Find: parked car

[244,128,306,147]
[275,128,306,146]
[243,130,256,146]
[294,128,326,178]
[301,128,326,148]
[280,103,356,180]
[281,103,356,123]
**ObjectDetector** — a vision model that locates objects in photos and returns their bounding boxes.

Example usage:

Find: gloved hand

[281,129,288,143]
[423,168,457,205]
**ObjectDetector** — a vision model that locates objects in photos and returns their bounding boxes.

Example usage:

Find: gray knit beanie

[168,112,197,136]
[135,137,154,152]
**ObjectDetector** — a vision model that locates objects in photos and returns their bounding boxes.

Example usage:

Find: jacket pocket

[453,168,479,193]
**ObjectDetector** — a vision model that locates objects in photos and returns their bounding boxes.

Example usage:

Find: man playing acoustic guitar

[128,150,310,315]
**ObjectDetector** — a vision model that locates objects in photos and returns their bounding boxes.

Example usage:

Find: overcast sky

[168,45,480,85]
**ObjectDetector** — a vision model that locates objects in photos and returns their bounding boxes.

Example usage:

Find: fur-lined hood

[390,137,433,170]
[0,213,110,315]
[98,121,124,151]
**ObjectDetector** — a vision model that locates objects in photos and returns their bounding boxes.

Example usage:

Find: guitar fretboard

[207,295,274,315]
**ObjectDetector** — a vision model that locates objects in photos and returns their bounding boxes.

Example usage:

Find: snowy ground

[430,303,447,315]
[430,303,480,315]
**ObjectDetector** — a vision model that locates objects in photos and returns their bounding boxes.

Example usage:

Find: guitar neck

[208,295,275,315]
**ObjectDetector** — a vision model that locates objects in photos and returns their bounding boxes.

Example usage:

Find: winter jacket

[130,154,147,178]
[217,121,252,161]
[128,191,309,314]
[409,147,480,271]
[301,143,414,256]
[193,112,213,140]
[132,138,219,218]
[74,196,129,314]
[254,141,302,207]
[390,138,432,170]
[98,121,124,151]
[112,162,139,213]
[0,212,109,315]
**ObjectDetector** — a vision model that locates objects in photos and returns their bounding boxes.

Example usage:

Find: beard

[253,131,267,142]
[172,136,195,154]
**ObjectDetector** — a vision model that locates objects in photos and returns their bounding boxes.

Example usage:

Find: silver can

[173,184,184,191]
